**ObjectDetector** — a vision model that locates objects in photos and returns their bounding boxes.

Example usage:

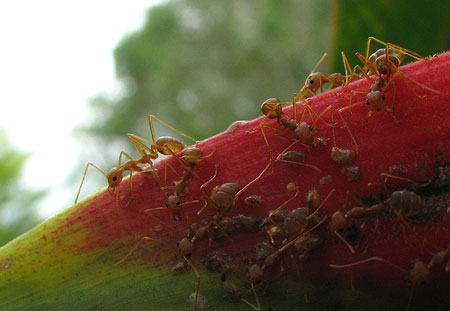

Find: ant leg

[117,151,137,208]
[337,109,360,155]
[183,255,201,311]
[116,236,161,265]
[355,52,378,77]
[330,256,407,273]
[74,162,108,204]
[313,104,333,128]
[144,207,177,229]
[268,184,300,217]
[241,282,261,311]
[127,133,158,156]
[233,160,272,205]
[296,53,328,96]
[197,165,219,215]
[385,68,440,96]
[333,230,355,254]
[367,37,423,61]
[148,115,198,145]
[259,116,274,162]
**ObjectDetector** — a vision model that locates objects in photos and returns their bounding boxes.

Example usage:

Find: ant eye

[309,79,314,84]
[112,176,117,181]
[381,94,385,100]
[366,98,370,105]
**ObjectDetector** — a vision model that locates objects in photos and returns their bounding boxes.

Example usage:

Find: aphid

[387,190,425,217]
[171,261,188,274]
[227,120,250,132]
[195,165,240,216]
[261,216,328,272]
[294,233,322,262]
[274,140,321,173]
[245,195,263,207]
[204,252,232,272]
[221,272,243,303]
[331,147,355,165]
[305,189,321,212]
[320,175,333,184]
[341,166,361,181]
[189,292,209,311]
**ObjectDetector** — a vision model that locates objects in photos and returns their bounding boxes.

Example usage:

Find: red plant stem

[69,52,450,305]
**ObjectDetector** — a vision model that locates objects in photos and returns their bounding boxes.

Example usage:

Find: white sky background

[0,1,164,218]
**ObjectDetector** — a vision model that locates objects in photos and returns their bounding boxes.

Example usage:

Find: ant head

[366,90,385,111]
[261,98,282,119]
[408,261,430,286]
[329,211,348,233]
[307,72,323,90]
[177,237,194,258]
[247,264,264,284]
[166,195,182,212]
[294,122,314,145]
[107,168,123,188]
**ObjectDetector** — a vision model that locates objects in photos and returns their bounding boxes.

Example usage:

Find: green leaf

[329,0,450,72]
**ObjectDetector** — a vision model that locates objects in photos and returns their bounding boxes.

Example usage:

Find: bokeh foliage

[78,0,450,178]
[0,129,44,246]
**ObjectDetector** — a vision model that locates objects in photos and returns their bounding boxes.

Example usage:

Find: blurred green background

[2,0,449,246]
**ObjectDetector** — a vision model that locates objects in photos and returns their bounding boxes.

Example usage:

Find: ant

[75,115,198,208]
[330,114,356,162]
[74,148,159,208]
[296,52,363,99]
[338,37,440,153]
[329,255,438,310]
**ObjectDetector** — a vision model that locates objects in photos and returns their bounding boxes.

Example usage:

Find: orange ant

[329,256,435,310]
[74,148,159,208]
[330,114,356,163]
[258,91,331,161]
[338,37,440,153]
[75,115,197,208]
[296,52,363,99]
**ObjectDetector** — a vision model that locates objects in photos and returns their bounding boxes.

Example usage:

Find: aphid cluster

[76,37,446,310]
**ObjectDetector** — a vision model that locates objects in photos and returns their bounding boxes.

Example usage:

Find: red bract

[69,52,450,308]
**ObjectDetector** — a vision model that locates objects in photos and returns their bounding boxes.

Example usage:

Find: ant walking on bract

[338,37,440,153]
[75,114,198,208]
